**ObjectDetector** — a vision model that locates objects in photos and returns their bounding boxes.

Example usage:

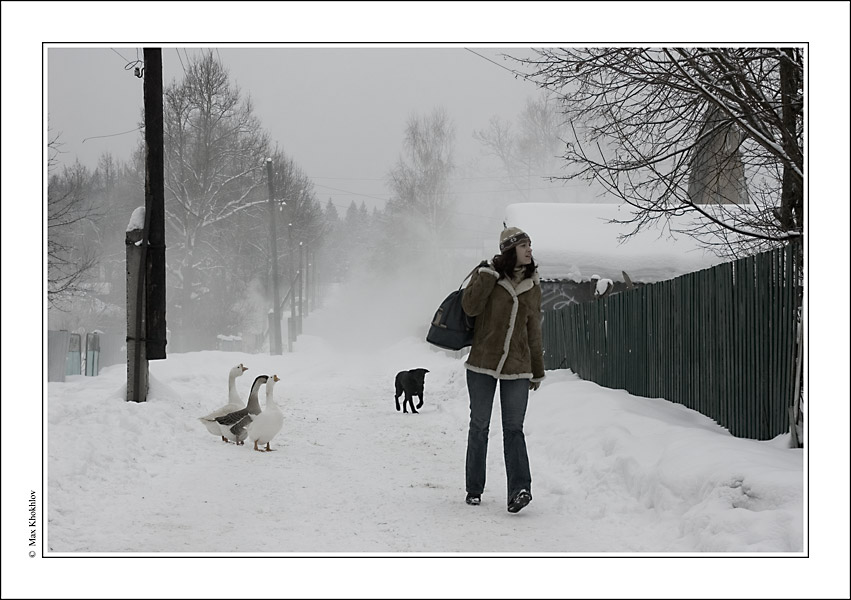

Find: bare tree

[474,96,568,201]
[161,51,270,349]
[508,47,804,257]
[387,107,456,252]
[266,151,326,286]
[47,133,101,309]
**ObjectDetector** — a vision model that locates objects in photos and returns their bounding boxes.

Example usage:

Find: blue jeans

[465,369,531,502]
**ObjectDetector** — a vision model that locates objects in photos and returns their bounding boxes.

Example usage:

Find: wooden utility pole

[311,250,318,310]
[304,249,310,315]
[127,47,166,402]
[267,158,282,355]
[126,223,147,402]
[144,48,167,361]
[298,241,305,334]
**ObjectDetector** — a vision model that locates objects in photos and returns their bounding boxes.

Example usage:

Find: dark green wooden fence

[541,242,802,440]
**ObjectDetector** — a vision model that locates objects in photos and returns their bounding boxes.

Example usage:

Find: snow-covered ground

[21,277,825,597]
[46,334,803,555]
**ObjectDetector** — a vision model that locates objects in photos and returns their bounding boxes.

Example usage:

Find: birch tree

[162,51,270,349]
[474,96,567,201]
[508,47,804,257]
[387,107,456,255]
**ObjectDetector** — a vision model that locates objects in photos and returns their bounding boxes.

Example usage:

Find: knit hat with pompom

[499,227,530,253]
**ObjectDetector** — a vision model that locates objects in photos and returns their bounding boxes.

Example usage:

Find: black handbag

[426,265,480,351]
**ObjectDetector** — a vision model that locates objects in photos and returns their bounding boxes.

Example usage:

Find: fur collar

[497,269,539,297]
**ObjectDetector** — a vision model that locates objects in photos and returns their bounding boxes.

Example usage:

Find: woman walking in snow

[461,226,545,513]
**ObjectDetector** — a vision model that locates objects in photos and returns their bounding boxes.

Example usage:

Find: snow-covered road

[47,328,801,554]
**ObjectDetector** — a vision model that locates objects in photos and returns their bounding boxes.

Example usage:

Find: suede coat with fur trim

[461,263,545,382]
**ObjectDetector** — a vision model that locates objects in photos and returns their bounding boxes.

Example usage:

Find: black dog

[394,368,430,414]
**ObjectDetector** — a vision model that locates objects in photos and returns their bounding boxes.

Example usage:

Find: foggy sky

[47,45,544,213]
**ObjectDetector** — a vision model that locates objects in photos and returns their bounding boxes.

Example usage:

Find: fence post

[66,333,82,376]
[126,225,148,402]
[48,330,71,382]
[85,332,100,376]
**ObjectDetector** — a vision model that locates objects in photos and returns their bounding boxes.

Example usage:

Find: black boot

[507,489,532,513]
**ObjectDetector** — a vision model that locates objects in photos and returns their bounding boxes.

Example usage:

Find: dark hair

[492,248,536,281]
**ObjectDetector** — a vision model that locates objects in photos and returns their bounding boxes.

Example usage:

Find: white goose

[215,375,268,445]
[199,363,248,442]
[247,374,284,452]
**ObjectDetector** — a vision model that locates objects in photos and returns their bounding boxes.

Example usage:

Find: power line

[464,48,530,81]
[175,48,187,75]
[82,126,143,144]
[110,47,143,74]
[309,173,581,183]
[110,48,131,63]
[310,175,387,182]
[465,47,566,99]
[312,182,390,203]
[446,209,503,222]
[313,178,589,205]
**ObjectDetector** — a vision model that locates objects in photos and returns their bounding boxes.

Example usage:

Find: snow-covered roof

[504,203,725,283]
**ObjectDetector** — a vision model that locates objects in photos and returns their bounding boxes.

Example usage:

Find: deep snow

[45,334,804,555]
[23,278,826,598]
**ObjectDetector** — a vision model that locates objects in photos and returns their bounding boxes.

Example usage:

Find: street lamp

[266,158,282,354]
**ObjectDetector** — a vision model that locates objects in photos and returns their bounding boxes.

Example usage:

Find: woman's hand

[529,381,541,391]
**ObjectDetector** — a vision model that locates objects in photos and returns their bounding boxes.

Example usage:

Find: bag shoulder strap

[458,262,487,290]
